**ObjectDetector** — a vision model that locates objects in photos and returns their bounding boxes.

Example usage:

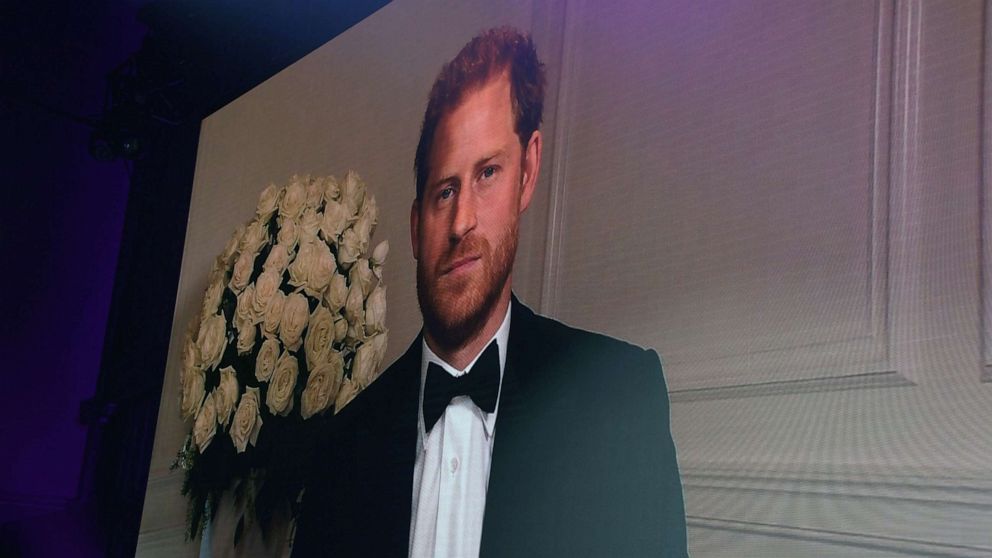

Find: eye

[481,166,496,179]
[439,186,454,200]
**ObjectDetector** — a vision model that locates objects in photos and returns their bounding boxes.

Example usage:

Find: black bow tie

[423,340,501,433]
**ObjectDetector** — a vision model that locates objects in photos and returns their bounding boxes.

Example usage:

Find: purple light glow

[1,0,146,553]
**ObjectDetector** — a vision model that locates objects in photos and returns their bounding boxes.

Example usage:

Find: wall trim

[663,0,902,390]
[980,0,992,381]
[539,0,580,317]
[681,468,992,509]
[669,369,913,402]
[683,463,992,557]
[688,515,991,558]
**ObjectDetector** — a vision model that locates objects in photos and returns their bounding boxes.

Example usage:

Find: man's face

[412,72,540,350]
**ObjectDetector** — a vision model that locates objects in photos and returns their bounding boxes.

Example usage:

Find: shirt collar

[418,303,512,447]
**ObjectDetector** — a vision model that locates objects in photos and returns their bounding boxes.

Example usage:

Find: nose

[450,185,477,242]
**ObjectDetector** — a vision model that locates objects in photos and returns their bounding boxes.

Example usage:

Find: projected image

[138,1,992,557]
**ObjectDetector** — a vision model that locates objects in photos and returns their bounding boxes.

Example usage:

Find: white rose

[255,337,281,382]
[193,391,218,451]
[300,356,343,420]
[346,323,363,346]
[256,183,282,220]
[334,377,361,414]
[279,293,309,351]
[344,280,365,324]
[327,347,344,377]
[208,255,227,281]
[197,314,227,371]
[361,194,378,225]
[324,175,340,202]
[357,196,378,249]
[304,305,335,371]
[301,207,321,238]
[365,285,386,335]
[230,250,255,294]
[180,369,205,420]
[337,229,361,269]
[215,366,239,426]
[231,386,263,453]
[235,284,256,328]
[181,332,200,378]
[253,269,281,316]
[306,242,336,296]
[324,272,348,313]
[298,227,319,250]
[351,341,377,389]
[201,274,226,319]
[220,226,244,268]
[371,240,389,267]
[277,217,300,252]
[240,219,269,256]
[350,258,374,298]
[280,178,307,220]
[341,170,366,218]
[262,291,286,339]
[333,314,348,343]
[264,244,290,275]
[353,209,373,254]
[305,177,324,209]
[370,330,388,369]
[320,200,349,244]
[288,241,316,289]
[236,318,256,355]
[267,351,299,416]
[185,317,202,357]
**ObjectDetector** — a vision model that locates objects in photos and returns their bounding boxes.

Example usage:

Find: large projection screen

[139,1,992,556]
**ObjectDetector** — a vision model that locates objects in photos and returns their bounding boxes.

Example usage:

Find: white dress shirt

[409,304,511,558]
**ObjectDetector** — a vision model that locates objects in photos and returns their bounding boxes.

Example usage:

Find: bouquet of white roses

[172,172,388,543]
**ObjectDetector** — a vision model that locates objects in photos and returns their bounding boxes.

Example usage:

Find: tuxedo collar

[499,293,541,411]
[379,294,541,441]
[417,302,511,445]
[344,293,543,556]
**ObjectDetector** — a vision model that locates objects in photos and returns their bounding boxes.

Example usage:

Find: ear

[410,197,420,260]
[519,130,542,214]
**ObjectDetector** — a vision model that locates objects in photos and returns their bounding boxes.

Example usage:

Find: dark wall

[1,1,145,555]
[1,2,388,556]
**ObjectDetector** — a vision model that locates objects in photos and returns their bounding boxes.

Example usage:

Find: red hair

[414,27,546,198]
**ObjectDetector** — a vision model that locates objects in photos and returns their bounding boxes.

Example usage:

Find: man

[294,27,687,557]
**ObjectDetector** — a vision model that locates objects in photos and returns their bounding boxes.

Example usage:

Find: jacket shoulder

[519,304,662,371]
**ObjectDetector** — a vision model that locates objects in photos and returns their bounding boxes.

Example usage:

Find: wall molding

[539,0,579,317]
[682,464,992,557]
[980,0,992,381]
[687,515,991,558]
[669,369,913,402]
[654,0,906,391]
[672,0,930,392]
[681,467,992,508]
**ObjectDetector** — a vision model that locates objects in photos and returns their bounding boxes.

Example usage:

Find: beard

[417,219,518,352]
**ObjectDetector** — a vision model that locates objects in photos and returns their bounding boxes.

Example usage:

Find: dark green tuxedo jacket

[294,295,687,557]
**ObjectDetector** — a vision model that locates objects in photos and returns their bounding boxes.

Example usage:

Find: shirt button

[449,457,459,474]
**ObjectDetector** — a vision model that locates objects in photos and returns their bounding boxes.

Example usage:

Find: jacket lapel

[480,295,548,555]
[338,334,422,556]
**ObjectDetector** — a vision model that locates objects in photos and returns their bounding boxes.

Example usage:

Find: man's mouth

[442,255,481,276]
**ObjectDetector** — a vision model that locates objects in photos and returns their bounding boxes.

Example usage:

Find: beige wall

[140,0,992,556]
[138,0,554,555]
